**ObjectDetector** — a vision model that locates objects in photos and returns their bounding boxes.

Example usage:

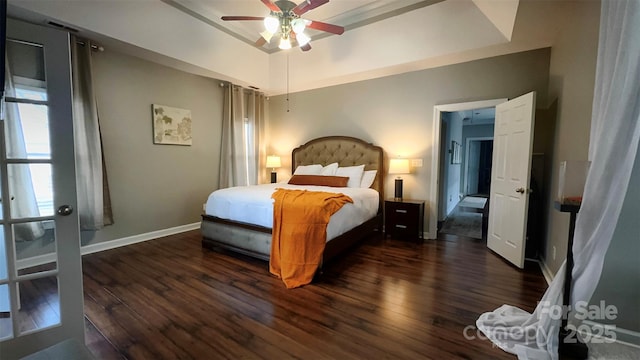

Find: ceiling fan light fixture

[264,15,279,33]
[278,36,292,50]
[291,18,306,34]
[296,32,310,46]
[260,30,274,42]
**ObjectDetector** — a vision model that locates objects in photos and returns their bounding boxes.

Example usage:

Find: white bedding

[205,183,379,241]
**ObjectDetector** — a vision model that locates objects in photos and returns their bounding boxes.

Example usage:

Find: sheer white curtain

[3,58,45,241]
[71,37,113,230]
[219,84,267,188]
[476,1,640,359]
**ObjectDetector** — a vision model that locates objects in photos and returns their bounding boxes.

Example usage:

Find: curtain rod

[76,40,104,52]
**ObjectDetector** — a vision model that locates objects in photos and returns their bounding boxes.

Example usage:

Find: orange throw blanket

[269,189,353,289]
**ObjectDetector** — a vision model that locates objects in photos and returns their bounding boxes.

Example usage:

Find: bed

[201,136,384,267]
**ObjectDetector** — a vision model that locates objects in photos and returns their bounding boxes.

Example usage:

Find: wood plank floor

[81,230,547,359]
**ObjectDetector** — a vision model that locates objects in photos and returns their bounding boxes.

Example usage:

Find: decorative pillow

[288,175,349,187]
[319,162,339,176]
[293,164,323,175]
[360,170,377,188]
[335,164,365,188]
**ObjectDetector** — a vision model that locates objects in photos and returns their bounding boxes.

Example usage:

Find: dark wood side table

[554,201,588,359]
[384,199,425,241]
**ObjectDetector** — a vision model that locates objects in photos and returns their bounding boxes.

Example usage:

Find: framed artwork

[152,104,192,145]
[451,140,462,164]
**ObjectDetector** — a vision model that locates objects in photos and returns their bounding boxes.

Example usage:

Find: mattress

[205,183,379,241]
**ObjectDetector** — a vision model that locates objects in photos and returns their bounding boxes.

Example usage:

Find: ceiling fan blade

[221,16,265,21]
[260,0,281,12]
[255,37,267,47]
[292,0,329,16]
[307,20,344,35]
[300,43,312,52]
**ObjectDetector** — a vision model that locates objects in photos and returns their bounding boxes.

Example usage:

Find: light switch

[411,159,423,167]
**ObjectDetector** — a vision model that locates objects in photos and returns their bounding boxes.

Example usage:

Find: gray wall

[82,49,223,245]
[462,124,494,148]
[589,140,640,337]
[268,48,551,235]
[544,0,600,274]
[442,112,464,217]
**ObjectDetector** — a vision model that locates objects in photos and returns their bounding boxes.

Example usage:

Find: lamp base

[270,171,277,184]
[394,178,403,200]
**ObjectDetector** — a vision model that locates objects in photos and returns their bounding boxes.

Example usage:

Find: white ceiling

[171,0,439,51]
[461,107,495,126]
[7,0,571,95]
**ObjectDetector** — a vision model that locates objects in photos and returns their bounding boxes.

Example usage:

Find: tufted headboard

[292,136,384,206]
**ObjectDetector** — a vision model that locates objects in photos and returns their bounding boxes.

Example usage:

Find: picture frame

[451,140,462,164]
[152,104,192,145]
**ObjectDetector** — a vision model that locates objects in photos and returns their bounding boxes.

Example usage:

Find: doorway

[436,107,495,240]
[429,98,506,239]
[464,138,493,196]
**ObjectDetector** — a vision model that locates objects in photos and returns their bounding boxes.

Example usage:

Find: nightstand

[384,199,425,240]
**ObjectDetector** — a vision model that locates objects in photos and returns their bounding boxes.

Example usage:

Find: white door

[0,19,85,358]
[487,92,536,268]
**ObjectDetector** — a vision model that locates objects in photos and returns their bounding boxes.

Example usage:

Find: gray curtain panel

[71,36,113,230]
[219,83,267,188]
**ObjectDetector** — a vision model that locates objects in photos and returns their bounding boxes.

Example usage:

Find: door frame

[464,137,493,196]
[429,98,506,239]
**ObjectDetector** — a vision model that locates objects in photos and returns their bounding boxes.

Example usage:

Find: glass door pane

[0,284,12,340]
[16,276,60,335]
[7,164,53,218]
[0,227,8,336]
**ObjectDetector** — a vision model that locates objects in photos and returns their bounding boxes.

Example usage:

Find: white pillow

[294,164,323,175]
[320,162,339,176]
[335,165,365,188]
[360,170,377,188]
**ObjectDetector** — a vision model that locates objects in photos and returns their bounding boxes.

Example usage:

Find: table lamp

[266,155,281,183]
[389,158,410,200]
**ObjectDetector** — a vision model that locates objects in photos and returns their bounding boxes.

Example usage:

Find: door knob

[515,187,526,194]
[57,205,74,216]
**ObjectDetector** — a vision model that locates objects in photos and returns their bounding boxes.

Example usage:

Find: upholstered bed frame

[201,136,384,264]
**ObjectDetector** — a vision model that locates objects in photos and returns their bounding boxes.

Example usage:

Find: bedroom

[1,0,639,358]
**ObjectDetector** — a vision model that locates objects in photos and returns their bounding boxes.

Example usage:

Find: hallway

[439,196,488,240]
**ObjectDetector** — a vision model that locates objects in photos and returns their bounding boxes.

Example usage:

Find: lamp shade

[264,16,279,33]
[389,158,410,175]
[266,155,281,169]
[260,30,274,43]
[291,18,306,34]
[296,32,311,46]
[278,37,292,50]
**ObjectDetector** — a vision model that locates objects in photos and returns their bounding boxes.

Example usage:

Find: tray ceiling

[7,0,570,95]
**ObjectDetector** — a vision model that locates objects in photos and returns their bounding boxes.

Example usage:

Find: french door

[0,18,85,358]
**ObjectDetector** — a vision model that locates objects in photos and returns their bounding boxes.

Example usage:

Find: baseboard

[81,222,201,255]
[580,320,640,349]
[15,222,201,270]
[538,258,555,285]
[15,253,57,270]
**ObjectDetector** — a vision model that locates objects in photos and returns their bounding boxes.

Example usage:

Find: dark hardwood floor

[81,230,547,359]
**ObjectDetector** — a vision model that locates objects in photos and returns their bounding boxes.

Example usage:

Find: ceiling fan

[222,0,345,52]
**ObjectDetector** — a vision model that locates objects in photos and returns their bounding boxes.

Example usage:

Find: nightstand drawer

[384,199,425,240]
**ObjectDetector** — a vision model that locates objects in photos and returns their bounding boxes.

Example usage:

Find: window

[243,117,258,185]
[14,86,53,216]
